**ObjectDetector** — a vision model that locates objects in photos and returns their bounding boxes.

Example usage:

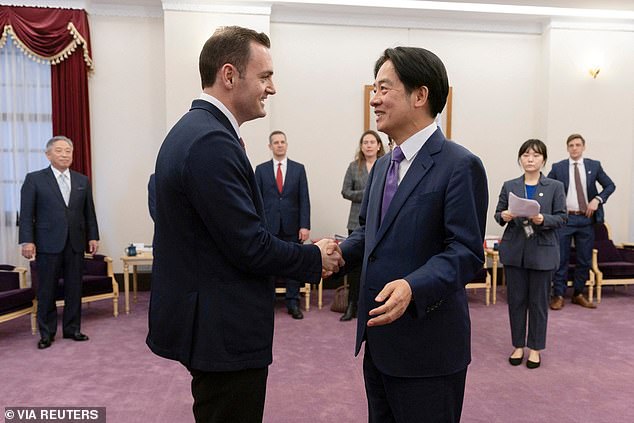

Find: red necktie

[276,162,283,193]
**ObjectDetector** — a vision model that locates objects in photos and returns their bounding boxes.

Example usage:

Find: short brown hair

[269,130,286,144]
[566,133,585,146]
[199,26,271,89]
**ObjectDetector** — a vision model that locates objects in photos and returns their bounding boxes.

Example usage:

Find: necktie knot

[391,146,405,164]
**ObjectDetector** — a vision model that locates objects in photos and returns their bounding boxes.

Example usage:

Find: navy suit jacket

[340,128,488,378]
[254,159,310,236]
[494,174,567,270]
[19,167,99,253]
[146,99,322,372]
[547,158,615,223]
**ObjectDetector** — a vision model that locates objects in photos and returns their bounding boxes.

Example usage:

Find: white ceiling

[81,0,634,12]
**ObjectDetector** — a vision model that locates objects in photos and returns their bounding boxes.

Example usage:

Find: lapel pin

[539,192,544,197]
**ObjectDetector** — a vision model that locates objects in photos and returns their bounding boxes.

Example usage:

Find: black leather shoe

[63,332,90,341]
[526,359,541,369]
[508,354,524,366]
[340,303,357,321]
[526,352,541,369]
[37,337,54,349]
[287,307,304,320]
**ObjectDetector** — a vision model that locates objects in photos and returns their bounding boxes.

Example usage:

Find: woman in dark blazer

[495,139,567,369]
[339,130,384,321]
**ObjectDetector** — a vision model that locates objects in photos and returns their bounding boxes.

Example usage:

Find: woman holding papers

[494,139,567,369]
[339,130,385,321]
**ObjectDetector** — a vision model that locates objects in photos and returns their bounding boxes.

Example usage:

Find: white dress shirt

[395,121,438,184]
[51,166,71,203]
[272,157,287,184]
[566,157,588,212]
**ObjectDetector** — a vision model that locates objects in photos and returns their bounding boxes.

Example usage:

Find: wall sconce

[588,66,601,79]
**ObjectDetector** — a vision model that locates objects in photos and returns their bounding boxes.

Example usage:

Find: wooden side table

[120,253,153,314]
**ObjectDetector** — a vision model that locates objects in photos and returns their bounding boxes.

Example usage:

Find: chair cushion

[84,256,107,276]
[595,240,622,263]
[54,276,113,299]
[0,288,34,314]
[0,270,20,292]
[80,275,114,296]
[598,262,634,279]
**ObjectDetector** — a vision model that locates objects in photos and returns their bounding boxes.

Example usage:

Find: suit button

[368,255,376,262]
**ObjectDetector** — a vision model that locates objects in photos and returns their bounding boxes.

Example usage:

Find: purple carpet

[1,286,633,422]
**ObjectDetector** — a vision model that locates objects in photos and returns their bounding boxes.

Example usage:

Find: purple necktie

[381,146,405,222]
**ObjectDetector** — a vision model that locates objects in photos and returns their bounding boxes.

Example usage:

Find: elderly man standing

[19,135,99,350]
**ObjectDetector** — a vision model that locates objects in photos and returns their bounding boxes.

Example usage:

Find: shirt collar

[397,121,437,161]
[568,157,584,165]
[50,166,70,178]
[274,157,287,166]
[199,92,241,140]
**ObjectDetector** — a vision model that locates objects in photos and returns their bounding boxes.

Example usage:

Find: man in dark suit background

[19,135,99,349]
[146,26,342,423]
[255,130,311,319]
[547,133,615,310]
[339,47,488,422]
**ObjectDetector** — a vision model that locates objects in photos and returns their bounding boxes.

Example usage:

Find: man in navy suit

[339,47,488,422]
[547,133,615,310]
[255,131,311,319]
[146,26,342,423]
[19,136,99,349]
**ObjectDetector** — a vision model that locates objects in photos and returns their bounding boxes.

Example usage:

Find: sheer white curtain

[0,36,52,265]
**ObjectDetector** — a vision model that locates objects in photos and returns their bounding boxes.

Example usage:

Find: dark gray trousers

[505,266,553,350]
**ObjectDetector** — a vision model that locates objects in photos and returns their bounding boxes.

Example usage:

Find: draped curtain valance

[0,5,93,179]
[0,6,93,69]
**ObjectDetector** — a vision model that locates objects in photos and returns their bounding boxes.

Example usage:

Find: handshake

[315,238,345,278]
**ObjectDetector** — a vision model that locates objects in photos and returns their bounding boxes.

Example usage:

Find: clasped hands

[314,239,345,278]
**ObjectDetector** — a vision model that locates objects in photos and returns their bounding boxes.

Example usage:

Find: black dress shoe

[287,307,304,320]
[63,332,90,341]
[37,337,54,349]
[508,354,524,366]
[526,358,541,369]
[340,303,357,321]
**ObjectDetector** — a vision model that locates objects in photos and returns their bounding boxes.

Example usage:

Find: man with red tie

[548,133,615,310]
[255,131,311,319]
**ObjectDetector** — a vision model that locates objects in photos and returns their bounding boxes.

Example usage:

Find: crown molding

[271,5,545,34]
[161,1,271,16]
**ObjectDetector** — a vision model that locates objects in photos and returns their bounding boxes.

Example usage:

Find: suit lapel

[68,171,81,208]
[283,160,294,194]
[365,155,389,244]
[509,177,526,199]
[584,158,594,188]
[372,130,441,248]
[45,167,68,208]
[266,159,277,191]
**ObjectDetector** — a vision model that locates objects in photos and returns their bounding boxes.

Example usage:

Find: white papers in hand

[508,192,540,217]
